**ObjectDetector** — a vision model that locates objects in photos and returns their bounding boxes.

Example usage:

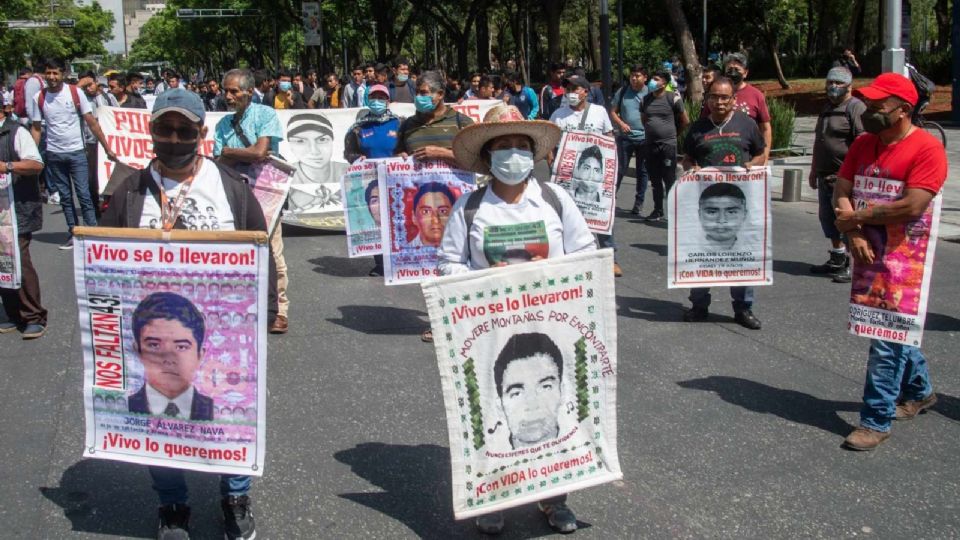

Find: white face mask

[565,92,582,107]
[489,148,535,185]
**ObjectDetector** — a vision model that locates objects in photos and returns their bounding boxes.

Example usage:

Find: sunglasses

[151,123,200,141]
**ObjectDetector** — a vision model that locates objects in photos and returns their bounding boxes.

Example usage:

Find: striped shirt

[396,107,474,153]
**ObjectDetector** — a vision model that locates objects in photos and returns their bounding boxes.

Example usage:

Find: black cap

[564,75,590,90]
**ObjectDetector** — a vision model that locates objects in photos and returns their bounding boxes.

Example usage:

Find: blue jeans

[616,137,648,207]
[689,287,754,311]
[45,149,97,233]
[816,177,842,242]
[597,233,615,252]
[860,339,933,432]
[148,466,251,505]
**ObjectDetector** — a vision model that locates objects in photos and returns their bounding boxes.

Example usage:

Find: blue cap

[151,88,205,124]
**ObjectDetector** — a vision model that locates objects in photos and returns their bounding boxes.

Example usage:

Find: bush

[768,98,796,152]
[912,49,952,85]
[677,98,701,155]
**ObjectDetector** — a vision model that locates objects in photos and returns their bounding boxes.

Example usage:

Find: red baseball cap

[853,72,918,107]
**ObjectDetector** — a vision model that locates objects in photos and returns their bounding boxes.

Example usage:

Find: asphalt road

[2,172,959,539]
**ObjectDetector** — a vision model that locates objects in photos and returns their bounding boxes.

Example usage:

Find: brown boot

[269,315,288,334]
[843,427,890,451]
[896,393,938,420]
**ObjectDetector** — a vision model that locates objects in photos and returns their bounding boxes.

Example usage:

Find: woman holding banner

[440,104,595,534]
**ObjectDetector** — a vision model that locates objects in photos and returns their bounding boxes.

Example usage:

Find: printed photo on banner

[551,131,617,234]
[379,158,476,285]
[422,250,621,519]
[341,158,386,257]
[668,167,772,288]
[848,175,943,346]
[0,174,21,289]
[74,231,269,475]
[243,157,294,235]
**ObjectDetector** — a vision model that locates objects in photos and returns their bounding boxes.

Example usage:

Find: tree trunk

[805,0,815,56]
[846,0,866,51]
[934,0,950,51]
[586,0,601,71]
[542,0,563,62]
[814,0,830,55]
[476,8,491,72]
[661,0,704,101]
[763,22,791,89]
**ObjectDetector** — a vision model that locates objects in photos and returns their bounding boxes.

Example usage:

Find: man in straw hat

[438,104,595,534]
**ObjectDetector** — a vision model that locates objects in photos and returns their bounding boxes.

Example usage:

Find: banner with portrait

[551,131,618,234]
[340,159,383,257]
[848,176,942,346]
[301,2,322,46]
[667,167,773,288]
[73,227,269,475]
[96,101,500,231]
[0,175,20,289]
[245,157,294,235]
[379,158,476,285]
[422,249,622,519]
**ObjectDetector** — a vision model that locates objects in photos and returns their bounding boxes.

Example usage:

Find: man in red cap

[832,72,948,451]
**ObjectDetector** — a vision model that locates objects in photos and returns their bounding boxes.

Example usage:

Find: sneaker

[222,495,256,540]
[613,262,623,277]
[896,393,938,420]
[59,237,74,250]
[368,265,384,277]
[643,210,664,222]
[421,329,433,343]
[0,321,18,334]
[832,265,852,283]
[734,309,761,330]
[21,323,46,340]
[539,501,577,534]
[157,504,190,540]
[48,191,61,205]
[683,306,709,322]
[810,251,847,274]
[843,426,890,451]
[630,203,643,215]
[475,511,505,534]
[268,315,288,334]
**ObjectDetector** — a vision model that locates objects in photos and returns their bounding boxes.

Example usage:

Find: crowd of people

[0,48,948,540]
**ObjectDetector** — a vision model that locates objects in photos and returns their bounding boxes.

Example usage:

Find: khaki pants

[270,226,289,318]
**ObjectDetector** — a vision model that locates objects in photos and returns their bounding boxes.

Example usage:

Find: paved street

[2,146,960,539]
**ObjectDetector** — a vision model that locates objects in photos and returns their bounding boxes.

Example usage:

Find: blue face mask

[368,99,388,114]
[415,95,436,113]
[278,81,292,92]
[647,80,660,92]
[396,74,409,83]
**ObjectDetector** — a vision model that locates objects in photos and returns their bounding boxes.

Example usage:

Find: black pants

[84,143,101,218]
[646,142,677,213]
[0,234,47,326]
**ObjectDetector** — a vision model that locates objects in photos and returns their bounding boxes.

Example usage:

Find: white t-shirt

[549,103,613,135]
[438,181,596,275]
[0,125,43,189]
[23,76,43,124]
[30,84,92,153]
[140,159,236,231]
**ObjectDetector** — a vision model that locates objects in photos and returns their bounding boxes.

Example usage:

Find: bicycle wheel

[922,120,947,147]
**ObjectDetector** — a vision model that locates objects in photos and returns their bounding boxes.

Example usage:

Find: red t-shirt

[700,83,771,124]
[838,128,947,194]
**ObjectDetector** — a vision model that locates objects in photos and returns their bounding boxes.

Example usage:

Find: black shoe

[644,210,664,222]
[683,306,709,322]
[539,501,578,533]
[832,265,851,283]
[222,495,256,540]
[734,309,762,330]
[368,265,384,277]
[475,511,505,534]
[59,237,74,250]
[810,251,847,274]
[157,504,190,540]
[630,203,643,215]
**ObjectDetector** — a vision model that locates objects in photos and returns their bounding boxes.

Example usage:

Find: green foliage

[912,49,952,85]
[573,337,589,423]
[0,0,114,72]
[616,25,673,80]
[768,98,796,151]
[462,358,484,450]
[677,98,701,155]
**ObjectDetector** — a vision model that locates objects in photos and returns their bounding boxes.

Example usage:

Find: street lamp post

[600,0,612,103]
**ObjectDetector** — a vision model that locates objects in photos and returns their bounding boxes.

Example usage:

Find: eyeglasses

[151,123,200,141]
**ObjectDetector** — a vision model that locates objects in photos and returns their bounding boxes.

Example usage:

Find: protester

[503,71,540,120]
[13,67,45,128]
[165,71,182,92]
[101,88,277,539]
[699,65,722,116]
[108,73,146,109]
[831,73,947,451]
[640,68,689,221]
[273,71,306,109]
[610,64,650,215]
[204,77,228,112]
[391,57,416,103]
[77,71,112,216]
[395,70,474,342]
[252,69,273,106]
[213,69,290,334]
[681,76,766,330]
[701,53,772,163]
[539,62,568,120]
[29,58,117,249]
[468,76,496,100]
[126,72,145,98]
[342,65,367,108]
[144,77,156,94]
[304,69,320,95]
[0,93,48,339]
[834,48,862,76]
[807,67,865,283]
[549,74,621,277]
[443,103,594,534]
[308,73,341,109]
[461,72,482,100]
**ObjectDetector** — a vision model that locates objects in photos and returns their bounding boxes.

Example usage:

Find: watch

[4,161,11,173]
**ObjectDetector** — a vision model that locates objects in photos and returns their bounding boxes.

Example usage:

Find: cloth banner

[848,175,942,346]
[302,2,322,46]
[379,157,476,285]
[551,131,618,234]
[96,101,500,231]
[73,228,269,475]
[0,174,21,289]
[422,250,622,519]
[341,159,383,257]
[667,167,773,288]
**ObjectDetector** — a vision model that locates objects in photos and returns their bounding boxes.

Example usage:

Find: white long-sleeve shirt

[438,180,596,275]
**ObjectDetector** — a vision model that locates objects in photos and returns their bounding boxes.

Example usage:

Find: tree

[0,0,114,71]
[662,0,703,101]
[416,0,487,76]
[540,0,568,62]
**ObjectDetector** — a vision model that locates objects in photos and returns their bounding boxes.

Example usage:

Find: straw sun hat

[452,104,561,175]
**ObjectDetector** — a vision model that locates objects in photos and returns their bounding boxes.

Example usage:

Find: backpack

[462,180,564,260]
[13,75,44,118]
[38,84,82,117]
[905,63,935,105]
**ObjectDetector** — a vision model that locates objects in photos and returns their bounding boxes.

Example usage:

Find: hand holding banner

[551,131,618,234]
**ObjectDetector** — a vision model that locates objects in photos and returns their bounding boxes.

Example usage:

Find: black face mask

[153,140,198,170]
[725,69,744,85]
[860,108,899,134]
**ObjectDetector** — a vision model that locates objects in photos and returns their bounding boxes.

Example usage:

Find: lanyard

[156,158,200,231]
